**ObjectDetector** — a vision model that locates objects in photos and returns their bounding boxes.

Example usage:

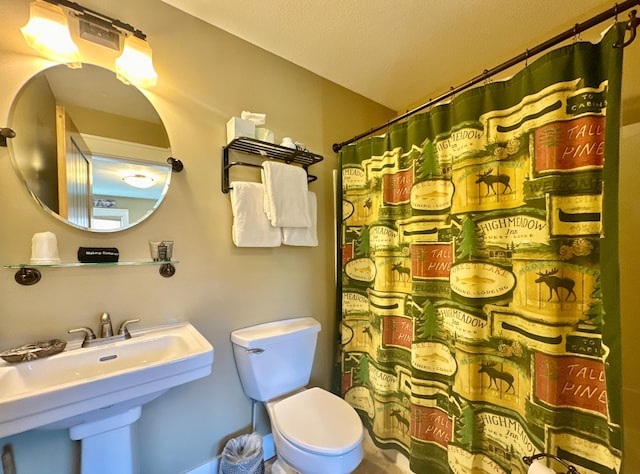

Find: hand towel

[282,192,318,247]
[262,161,311,228]
[230,182,281,247]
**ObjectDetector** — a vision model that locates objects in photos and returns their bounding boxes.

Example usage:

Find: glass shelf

[4,261,178,285]
[4,261,178,269]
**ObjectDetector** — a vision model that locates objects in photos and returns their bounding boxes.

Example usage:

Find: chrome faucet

[100,312,113,338]
[68,313,140,347]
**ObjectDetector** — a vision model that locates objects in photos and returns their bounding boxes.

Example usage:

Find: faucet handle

[117,319,141,338]
[68,327,97,343]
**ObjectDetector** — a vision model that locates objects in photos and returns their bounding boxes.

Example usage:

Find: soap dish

[0,339,66,363]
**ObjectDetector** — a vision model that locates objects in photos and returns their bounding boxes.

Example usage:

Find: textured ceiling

[158,0,632,112]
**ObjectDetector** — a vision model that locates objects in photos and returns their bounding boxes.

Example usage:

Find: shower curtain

[338,24,625,474]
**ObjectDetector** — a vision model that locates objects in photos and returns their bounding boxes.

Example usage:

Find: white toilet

[231,317,364,474]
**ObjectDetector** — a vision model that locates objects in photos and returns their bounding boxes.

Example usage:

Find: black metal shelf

[221,137,323,193]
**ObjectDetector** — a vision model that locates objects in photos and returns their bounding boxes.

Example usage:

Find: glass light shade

[116,35,158,88]
[21,0,81,68]
[123,174,155,189]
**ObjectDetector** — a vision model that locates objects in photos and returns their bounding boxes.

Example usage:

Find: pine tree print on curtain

[338,24,625,474]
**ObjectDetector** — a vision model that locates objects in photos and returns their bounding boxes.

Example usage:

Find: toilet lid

[273,388,363,455]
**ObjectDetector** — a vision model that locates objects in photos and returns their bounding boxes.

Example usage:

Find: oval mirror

[7,63,172,232]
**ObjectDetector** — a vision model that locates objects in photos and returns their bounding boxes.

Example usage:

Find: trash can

[219,432,264,474]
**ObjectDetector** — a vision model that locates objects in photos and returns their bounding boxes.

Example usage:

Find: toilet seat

[272,387,363,456]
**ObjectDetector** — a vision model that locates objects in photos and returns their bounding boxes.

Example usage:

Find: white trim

[81,133,169,161]
[91,207,130,230]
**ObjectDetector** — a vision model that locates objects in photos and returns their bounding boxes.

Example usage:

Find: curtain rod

[333,0,640,153]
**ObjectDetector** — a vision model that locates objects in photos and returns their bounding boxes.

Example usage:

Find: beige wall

[0,1,394,473]
[1,1,638,473]
[620,123,640,473]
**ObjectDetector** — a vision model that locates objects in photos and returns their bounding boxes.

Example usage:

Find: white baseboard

[183,434,275,474]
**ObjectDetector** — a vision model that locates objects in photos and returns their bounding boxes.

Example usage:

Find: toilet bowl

[267,387,363,474]
[230,317,365,474]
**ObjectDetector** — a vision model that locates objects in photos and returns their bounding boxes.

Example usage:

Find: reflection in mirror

[8,63,172,232]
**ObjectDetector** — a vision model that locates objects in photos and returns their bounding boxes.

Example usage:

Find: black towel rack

[221,137,323,193]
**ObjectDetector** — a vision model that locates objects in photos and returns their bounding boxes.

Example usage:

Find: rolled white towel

[230,182,281,247]
[262,161,311,228]
[528,460,557,474]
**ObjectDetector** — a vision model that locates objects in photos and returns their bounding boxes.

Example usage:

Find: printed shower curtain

[338,24,625,474]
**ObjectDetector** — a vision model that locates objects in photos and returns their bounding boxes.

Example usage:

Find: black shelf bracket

[167,157,184,172]
[0,127,16,147]
[14,267,41,285]
[159,263,176,277]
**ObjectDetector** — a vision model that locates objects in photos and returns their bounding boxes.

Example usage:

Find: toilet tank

[231,317,321,401]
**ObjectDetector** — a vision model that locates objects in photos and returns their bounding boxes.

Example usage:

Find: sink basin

[0,322,213,439]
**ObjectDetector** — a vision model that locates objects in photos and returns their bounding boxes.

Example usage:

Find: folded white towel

[230,182,281,247]
[262,161,311,228]
[283,192,318,247]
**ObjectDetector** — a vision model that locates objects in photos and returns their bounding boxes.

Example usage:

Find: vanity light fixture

[123,173,155,189]
[21,0,81,68]
[21,0,158,87]
[115,35,158,88]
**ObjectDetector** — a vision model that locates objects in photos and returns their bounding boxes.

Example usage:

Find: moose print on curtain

[338,24,626,474]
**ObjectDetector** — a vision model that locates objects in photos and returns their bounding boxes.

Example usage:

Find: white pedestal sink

[0,322,214,473]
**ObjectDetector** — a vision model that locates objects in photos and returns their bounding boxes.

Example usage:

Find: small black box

[77,247,120,263]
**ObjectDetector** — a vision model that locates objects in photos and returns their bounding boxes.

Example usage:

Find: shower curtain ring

[614,10,639,48]
[483,69,491,85]
[573,23,581,42]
